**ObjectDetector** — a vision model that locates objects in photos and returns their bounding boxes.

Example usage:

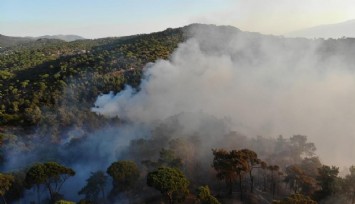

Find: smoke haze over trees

[93,24,355,167]
[1,24,355,203]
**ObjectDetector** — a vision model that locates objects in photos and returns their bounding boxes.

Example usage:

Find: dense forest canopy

[1,24,355,203]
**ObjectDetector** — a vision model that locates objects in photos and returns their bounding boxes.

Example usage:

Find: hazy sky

[1,0,355,38]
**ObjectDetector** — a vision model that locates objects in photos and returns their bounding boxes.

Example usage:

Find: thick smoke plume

[93,24,355,167]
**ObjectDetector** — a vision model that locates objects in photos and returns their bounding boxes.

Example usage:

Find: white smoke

[92,24,355,167]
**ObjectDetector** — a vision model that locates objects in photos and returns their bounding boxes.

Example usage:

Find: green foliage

[158,148,183,168]
[25,162,75,201]
[2,25,355,203]
[313,165,340,201]
[4,171,26,204]
[0,173,14,196]
[0,70,14,80]
[142,148,183,170]
[25,163,47,187]
[284,157,321,196]
[343,166,355,203]
[0,173,14,204]
[0,34,33,47]
[196,185,221,204]
[0,27,185,149]
[78,171,107,203]
[211,149,248,196]
[106,160,139,195]
[147,167,189,203]
[239,149,264,193]
[289,135,316,162]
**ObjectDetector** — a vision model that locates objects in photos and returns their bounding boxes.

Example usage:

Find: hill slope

[1,24,355,204]
[0,26,187,139]
[1,24,355,138]
[286,19,355,39]
[0,34,85,48]
[35,34,85,42]
[0,34,33,48]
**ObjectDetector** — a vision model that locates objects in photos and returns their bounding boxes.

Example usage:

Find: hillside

[3,24,355,138]
[286,19,355,39]
[0,34,85,48]
[0,34,33,48]
[35,34,85,42]
[2,24,355,204]
[0,26,186,140]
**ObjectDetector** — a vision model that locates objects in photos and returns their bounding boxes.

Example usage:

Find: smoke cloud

[93,24,355,167]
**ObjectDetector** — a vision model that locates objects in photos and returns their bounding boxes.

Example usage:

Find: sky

[1,0,355,38]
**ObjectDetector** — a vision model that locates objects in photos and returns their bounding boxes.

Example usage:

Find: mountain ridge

[0,34,33,48]
[286,19,355,39]
[0,34,86,48]
[34,34,85,42]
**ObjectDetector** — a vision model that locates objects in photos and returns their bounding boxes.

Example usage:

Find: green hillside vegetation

[2,25,355,141]
[0,27,185,141]
[0,34,85,48]
[2,24,355,203]
[0,34,34,48]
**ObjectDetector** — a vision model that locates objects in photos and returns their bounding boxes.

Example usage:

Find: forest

[1,24,355,203]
